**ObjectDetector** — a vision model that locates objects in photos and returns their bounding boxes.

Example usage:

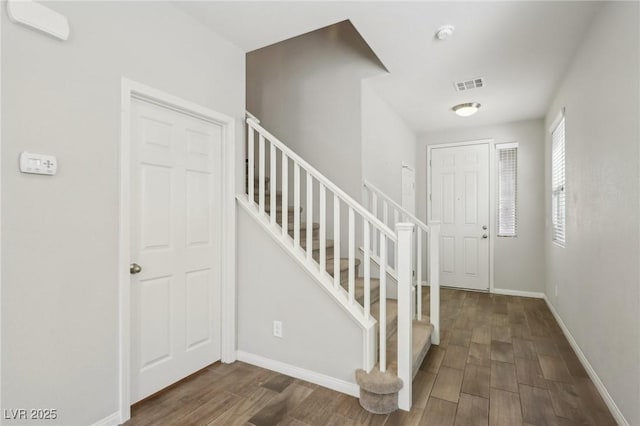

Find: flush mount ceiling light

[435,25,455,40]
[452,102,481,117]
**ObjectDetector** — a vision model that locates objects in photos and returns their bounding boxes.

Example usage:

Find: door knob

[130,263,142,275]
[482,225,487,230]
[482,234,488,239]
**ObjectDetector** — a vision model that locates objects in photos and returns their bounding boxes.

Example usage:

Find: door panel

[131,99,222,403]
[431,144,489,291]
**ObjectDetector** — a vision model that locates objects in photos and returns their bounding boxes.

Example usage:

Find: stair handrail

[245,112,426,411]
[362,179,440,346]
[247,117,397,241]
[363,180,429,234]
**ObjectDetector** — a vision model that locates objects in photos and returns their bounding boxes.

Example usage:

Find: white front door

[401,164,416,214]
[430,144,489,291]
[130,98,222,403]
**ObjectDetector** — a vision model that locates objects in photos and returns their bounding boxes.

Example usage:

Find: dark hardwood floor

[123,289,617,426]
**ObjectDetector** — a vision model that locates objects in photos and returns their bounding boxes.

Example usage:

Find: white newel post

[396,222,414,411]
[429,222,441,345]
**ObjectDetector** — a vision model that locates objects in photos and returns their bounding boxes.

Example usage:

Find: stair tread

[300,238,335,250]
[376,319,433,378]
[325,257,361,275]
[264,204,301,214]
[287,222,320,231]
[370,299,398,340]
[350,277,381,306]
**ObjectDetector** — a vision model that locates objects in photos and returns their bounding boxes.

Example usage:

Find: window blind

[497,143,518,237]
[551,117,566,246]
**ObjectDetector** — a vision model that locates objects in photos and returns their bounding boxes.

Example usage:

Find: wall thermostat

[20,151,57,175]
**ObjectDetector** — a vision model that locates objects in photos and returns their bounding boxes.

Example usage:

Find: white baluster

[396,223,414,411]
[258,134,265,214]
[379,234,387,373]
[382,200,388,228]
[394,209,400,269]
[319,184,326,274]
[294,163,300,248]
[270,143,276,226]
[363,220,371,318]
[429,223,441,345]
[348,207,355,304]
[281,153,288,237]
[306,175,313,262]
[248,125,254,202]
[333,195,340,289]
[417,231,422,321]
[372,193,378,254]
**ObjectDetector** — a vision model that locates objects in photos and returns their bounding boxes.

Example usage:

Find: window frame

[550,112,566,247]
[496,142,518,238]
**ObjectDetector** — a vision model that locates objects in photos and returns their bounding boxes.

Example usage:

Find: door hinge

[429,193,432,201]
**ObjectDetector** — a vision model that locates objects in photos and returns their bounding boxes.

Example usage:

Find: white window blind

[551,116,566,246]
[497,143,518,237]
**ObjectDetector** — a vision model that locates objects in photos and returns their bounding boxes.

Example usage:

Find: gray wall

[1,2,244,425]
[543,3,640,424]
[236,207,363,385]
[417,120,545,293]
[247,20,386,202]
[361,81,417,208]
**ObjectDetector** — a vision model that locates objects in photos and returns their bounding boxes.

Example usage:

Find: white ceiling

[174,1,601,133]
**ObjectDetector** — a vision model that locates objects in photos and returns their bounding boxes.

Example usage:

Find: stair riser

[355,287,380,306]
[383,316,398,340]
[252,193,283,205]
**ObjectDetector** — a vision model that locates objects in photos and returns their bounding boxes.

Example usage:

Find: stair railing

[245,113,416,410]
[363,180,440,345]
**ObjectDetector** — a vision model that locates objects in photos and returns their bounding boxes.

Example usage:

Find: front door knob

[482,234,488,239]
[130,263,142,275]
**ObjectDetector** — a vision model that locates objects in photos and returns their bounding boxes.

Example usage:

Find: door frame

[401,162,416,214]
[426,139,495,293]
[118,78,236,423]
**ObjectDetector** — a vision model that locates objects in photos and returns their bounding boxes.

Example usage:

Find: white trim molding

[543,295,629,426]
[237,351,360,398]
[118,78,236,424]
[91,412,121,426]
[492,288,544,299]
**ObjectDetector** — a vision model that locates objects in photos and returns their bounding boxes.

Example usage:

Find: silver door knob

[482,225,487,230]
[130,263,142,274]
[482,234,488,239]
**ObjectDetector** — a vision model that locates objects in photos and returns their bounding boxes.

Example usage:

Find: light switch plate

[20,151,57,175]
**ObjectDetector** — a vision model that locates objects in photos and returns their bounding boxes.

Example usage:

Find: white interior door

[130,98,222,403]
[430,144,489,291]
[401,164,416,214]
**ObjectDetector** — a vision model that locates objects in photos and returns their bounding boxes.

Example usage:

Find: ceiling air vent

[454,77,485,92]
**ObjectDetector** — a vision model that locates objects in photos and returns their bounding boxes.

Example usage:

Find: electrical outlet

[273,321,283,338]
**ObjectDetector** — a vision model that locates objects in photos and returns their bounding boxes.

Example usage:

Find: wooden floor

[124,289,617,426]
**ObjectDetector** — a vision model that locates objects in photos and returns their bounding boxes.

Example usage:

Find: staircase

[238,113,441,413]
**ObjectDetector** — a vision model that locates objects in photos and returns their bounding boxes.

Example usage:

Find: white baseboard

[237,351,360,398]
[492,288,545,298]
[543,295,628,426]
[91,411,120,426]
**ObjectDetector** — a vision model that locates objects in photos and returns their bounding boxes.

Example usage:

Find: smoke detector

[435,25,455,40]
